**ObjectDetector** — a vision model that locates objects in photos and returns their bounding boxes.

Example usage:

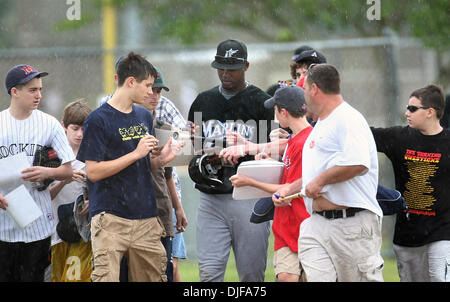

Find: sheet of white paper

[5,184,43,228]
[0,152,32,195]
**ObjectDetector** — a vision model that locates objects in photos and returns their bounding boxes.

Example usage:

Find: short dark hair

[275,104,306,118]
[116,52,157,87]
[410,84,445,119]
[305,64,340,95]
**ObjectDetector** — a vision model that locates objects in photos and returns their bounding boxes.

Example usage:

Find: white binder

[232,160,285,200]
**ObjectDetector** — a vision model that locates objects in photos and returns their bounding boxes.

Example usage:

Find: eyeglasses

[214,56,245,65]
[406,105,430,113]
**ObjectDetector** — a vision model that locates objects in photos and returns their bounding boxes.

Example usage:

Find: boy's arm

[49,169,86,200]
[49,179,68,200]
[165,175,188,233]
[272,178,303,206]
[21,162,73,183]
[85,135,158,182]
[219,137,288,164]
[305,165,366,199]
[0,193,8,210]
[229,173,288,194]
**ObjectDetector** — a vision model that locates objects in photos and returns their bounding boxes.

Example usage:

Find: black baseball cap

[292,49,327,64]
[264,85,307,114]
[293,45,313,56]
[211,39,248,70]
[5,64,48,95]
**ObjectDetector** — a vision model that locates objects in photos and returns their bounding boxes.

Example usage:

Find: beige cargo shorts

[90,212,167,282]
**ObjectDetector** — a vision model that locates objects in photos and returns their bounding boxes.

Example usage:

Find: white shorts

[298,210,384,282]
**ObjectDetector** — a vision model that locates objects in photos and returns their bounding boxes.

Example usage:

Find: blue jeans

[394,240,450,282]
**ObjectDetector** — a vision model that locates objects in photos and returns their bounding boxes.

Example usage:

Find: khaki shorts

[273,246,302,276]
[90,212,167,282]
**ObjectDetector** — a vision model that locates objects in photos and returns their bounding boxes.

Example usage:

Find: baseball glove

[33,146,62,191]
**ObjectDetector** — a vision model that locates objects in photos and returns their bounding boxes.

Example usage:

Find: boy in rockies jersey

[188,39,274,282]
[0,64,74,281]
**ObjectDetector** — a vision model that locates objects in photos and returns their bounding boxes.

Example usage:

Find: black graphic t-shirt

[188,85,274,194]
[372,126,450,247]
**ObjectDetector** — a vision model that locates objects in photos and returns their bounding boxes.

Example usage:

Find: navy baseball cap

[293,45,313,56]
[211,39,248,70]
[264,85,307,114]
[5,64,48,95]
[114,55,125,71]
[292,49,327,64]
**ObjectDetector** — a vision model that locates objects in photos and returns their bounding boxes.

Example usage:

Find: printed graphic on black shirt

[118,123,149,141]
[403,149,441,216]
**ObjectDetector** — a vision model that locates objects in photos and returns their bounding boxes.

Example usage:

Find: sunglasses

[406,105,430,113]
[215,56,245,65]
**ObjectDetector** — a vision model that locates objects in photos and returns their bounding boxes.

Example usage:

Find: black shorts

[0,237,51,282]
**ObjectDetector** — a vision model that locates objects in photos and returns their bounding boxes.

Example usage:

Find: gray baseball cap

[264,85,307,114]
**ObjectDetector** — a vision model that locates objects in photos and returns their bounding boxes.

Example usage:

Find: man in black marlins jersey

[188,39,274,282]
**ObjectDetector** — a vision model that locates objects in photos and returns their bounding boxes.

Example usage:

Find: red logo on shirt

[309,140,315,149]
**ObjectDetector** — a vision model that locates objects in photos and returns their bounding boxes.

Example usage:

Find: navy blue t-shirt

[77,102,158,220]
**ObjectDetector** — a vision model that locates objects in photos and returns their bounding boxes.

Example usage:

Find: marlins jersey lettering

[0,109,75,243]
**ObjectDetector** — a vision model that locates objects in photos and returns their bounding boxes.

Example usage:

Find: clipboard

[232,160,285,200]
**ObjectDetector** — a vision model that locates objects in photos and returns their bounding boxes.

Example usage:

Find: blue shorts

[172,209,187,259]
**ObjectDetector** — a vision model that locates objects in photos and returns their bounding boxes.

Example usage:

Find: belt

[315,207,365,219]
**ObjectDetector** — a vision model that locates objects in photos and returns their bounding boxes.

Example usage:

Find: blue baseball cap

[5,64,48,95]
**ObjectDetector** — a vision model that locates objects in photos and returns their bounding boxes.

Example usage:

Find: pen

[273,193,292,206]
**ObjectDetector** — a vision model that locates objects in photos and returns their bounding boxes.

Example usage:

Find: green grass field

[178,232,400,282]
